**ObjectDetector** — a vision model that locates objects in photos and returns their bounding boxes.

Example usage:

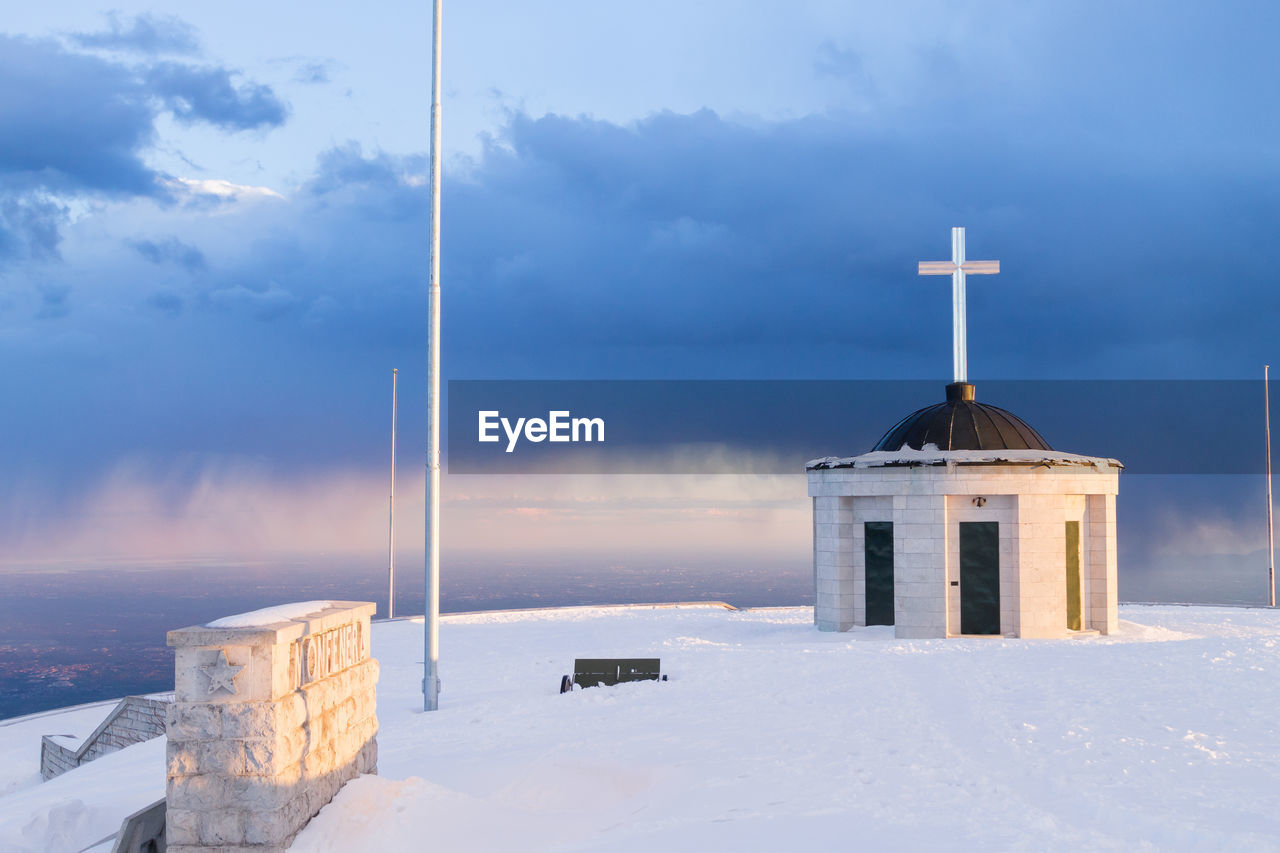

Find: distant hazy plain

[0,553,812,719]
[0,545,1271,720]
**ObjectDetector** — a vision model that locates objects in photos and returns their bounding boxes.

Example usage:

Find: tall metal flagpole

[388,368,397,619]
[424,0,443,711]
[1267,364,1275,608]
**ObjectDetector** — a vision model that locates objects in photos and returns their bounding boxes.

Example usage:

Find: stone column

[813,493,856,631]
[1015,493,1068,639]
[893,492,947,639]
[1087,493,1120,634]
[166,601,379,852]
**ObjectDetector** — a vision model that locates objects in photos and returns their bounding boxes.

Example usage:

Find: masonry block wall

[1088,494,1120,633]
[1015,493,1070,638]
[813,495,855,631]
[39,736,78,779]
[166,602,379,852]
[41,695,172,780]
[892,493,946,639]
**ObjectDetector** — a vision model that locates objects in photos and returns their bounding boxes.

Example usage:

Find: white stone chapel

[808,228,1121,639]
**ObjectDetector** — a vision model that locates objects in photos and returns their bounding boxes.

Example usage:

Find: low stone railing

[41,694,172,780]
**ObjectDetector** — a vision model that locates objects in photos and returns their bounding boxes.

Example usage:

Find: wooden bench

[560,658,666,693]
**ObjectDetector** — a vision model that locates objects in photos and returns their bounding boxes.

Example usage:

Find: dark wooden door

[960,521,1000,635]
[864,521,894,625]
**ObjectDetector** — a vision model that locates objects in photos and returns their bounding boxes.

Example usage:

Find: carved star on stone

[201,649,244,696]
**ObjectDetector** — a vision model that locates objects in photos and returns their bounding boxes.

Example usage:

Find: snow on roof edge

[807,444,1123,471]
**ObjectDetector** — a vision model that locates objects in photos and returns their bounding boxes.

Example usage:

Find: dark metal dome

[872,383,1052,452]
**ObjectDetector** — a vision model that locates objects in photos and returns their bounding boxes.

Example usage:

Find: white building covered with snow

[808,381,1121,639]
[809,227,1122,639]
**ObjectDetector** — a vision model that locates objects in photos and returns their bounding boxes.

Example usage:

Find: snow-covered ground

[0,701,164,851]
[3,604,1279,852]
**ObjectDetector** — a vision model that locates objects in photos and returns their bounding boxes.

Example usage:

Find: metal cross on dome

[918,227,1000,384]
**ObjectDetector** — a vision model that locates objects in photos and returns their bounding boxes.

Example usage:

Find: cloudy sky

[2,2,1277,586]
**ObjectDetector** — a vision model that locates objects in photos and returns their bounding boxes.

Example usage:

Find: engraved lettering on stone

[297,621,368,687]
[201,649,244,696]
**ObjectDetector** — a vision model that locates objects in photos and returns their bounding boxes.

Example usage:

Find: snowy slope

[296,605,1280,852]
[3,604,1279,852]
[0,701,120,798]
[0,733,163,852]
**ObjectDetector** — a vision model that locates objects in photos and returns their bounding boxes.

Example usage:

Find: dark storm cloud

[19,84,1269,489]
[4,4,1280,582]
[0,34,285,196]
[9,86,1279,486]
[208,283,297,321]
[0,35,159,198]
[130,236,207,272]
[0,196,65,263]
[0,32,284,264]
[147,291,184,316]
[309,142,426,193]
[435,107,1280,379]
[70,12,201,56]
[146,63,288,131]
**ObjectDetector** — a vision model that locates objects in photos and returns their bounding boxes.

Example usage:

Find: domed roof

[872,383,1052,452]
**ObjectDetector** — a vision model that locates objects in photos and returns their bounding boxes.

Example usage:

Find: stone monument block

[166,601,378,852]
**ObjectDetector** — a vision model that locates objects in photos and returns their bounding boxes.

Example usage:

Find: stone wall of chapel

[809,462,1120,639]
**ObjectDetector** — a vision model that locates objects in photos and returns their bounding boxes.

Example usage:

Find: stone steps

[41,694,173,781]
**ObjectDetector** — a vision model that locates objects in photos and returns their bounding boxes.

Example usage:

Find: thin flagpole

[1267,364,1275,607]
[388,368,397,619]
[425,0,443,710]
